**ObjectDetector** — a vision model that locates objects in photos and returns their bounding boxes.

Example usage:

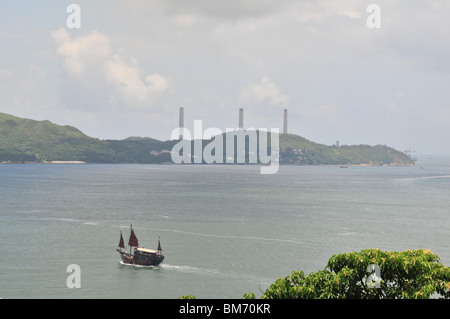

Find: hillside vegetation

[0,112,414,166]
[279,133,414,166]
[0,112,175,163]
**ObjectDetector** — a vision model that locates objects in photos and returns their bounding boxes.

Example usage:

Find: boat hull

[118,249,164,266]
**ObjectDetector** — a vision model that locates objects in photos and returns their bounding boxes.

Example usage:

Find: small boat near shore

[117,225,164,266]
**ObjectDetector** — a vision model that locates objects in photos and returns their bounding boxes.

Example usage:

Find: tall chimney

[179,107,184,139]
[283,108,288,134]
[239,108,244,129]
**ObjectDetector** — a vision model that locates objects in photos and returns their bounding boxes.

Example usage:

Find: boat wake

[118,261,220,274]
[416,174,450,180]
[160,264,200,272]
[27,217,100,225]
[160,264,223,275]
[119,261,161,269]
[401,174,450,182]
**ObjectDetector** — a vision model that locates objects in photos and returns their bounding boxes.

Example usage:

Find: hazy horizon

[1,1,450,155]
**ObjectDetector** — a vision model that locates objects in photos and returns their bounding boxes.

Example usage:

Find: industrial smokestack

[283,109,288,134]
[179,107,184,139]
[239,108,244,129]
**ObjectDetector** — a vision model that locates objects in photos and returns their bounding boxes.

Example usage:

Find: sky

[1,0,449,155]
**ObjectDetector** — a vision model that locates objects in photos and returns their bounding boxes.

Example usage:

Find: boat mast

[157,236,162,251]
[129,224,132,255]
[118,226,125,251]
[128,224,139,254]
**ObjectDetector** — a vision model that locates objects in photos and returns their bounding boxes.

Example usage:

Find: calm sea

[0,156,449,299]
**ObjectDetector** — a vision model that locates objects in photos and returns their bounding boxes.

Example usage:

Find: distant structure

[176,107,291,137]
[179,107,184,139]
[239,108,244,129]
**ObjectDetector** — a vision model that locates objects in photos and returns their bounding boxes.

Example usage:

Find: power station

[239,108,244,129]
[237,108,288,133]
[179,107,184,139]
[177,107,289,136]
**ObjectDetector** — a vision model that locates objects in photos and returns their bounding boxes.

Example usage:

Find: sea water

[0,155,449,299]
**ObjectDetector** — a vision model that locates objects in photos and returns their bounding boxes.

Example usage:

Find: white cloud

[145,74,170,92]
[51,28,169,110]
[241,77,290,107]
[52,28,111,76]
[293,0,363,23]
[2,1,450,152]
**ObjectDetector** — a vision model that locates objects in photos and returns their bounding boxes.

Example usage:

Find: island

[0,112,414,166]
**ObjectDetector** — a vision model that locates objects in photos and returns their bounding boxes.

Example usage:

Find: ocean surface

[1,155,449,299]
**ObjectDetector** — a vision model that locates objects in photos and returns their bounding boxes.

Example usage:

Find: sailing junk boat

[117,225,164,266]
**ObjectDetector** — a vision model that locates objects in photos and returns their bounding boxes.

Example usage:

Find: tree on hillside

[244,249,450,299]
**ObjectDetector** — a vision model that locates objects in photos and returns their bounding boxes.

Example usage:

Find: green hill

[279,133,414,166]
[0,112,414,166]
[0,112,175,163]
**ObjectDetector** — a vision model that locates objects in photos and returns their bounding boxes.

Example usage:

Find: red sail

[157,238,162,251]
[118,231,125,249]
[129,229,139,247]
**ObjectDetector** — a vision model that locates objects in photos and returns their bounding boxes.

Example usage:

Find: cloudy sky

[1,1,449,154]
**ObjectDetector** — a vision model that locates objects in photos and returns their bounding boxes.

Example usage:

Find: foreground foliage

[244,249,450,299]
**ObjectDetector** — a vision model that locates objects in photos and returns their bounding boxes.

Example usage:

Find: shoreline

[0,161,414,166]
[45,161,86,164]
[0,161,86,164]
